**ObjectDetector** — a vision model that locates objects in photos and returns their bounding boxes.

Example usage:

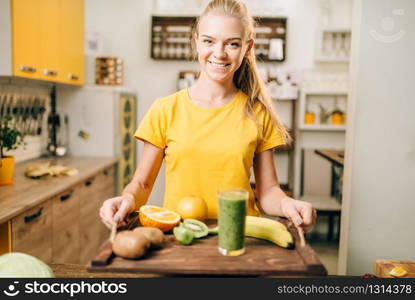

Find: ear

[244,39,254,57]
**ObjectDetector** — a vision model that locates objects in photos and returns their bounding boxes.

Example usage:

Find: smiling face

[195,14,252,84]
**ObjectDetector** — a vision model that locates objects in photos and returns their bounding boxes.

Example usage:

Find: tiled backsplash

[0,78,51,163]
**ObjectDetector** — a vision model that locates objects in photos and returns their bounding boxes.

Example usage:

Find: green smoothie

[218,188,248,256]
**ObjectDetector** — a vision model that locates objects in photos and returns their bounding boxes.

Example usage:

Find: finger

[285,205,303,226]
[99,207,110,228]
[299,203,314,227]
[101,200,118,228]
[113,199,133,226]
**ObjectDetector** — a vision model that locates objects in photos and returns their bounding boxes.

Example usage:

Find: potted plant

[0,115,25,185]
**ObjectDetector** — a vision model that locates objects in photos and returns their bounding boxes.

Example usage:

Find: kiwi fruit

[182,219,208,238]
[173,225,194,245]
[133,227,165,249]
[112,231,150,259]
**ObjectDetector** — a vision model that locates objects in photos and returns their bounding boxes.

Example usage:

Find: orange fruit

[175,196,208,221]
[139,205,180,232]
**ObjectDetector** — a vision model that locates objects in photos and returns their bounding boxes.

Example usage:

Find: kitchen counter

[0,156,118,224]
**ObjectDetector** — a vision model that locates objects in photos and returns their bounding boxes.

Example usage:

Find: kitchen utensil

[297,226,306,247]
[109,222,117,244]
[36,96,47,135]
[288,220,306,247]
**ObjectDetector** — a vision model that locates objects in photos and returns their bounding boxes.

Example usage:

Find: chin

[203,68,233,83]
[207,73,231,83]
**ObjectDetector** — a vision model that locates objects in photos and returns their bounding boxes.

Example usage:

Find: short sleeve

[255,109,285,153]
[134,99,167,148]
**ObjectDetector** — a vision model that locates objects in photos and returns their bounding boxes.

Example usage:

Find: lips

[209,61,231,68]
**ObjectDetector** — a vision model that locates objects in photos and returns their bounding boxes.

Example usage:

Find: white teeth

[210,61,229,68]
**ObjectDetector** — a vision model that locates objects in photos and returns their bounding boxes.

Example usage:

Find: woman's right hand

[99,193,135,229]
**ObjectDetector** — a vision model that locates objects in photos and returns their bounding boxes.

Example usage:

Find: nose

[213,43,226,59]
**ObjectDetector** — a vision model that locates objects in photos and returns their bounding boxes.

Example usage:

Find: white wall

[84,0,351,205]
[339,0,415,275]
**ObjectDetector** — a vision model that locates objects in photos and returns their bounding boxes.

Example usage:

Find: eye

[202,39,213,44]
[228,42,240,48]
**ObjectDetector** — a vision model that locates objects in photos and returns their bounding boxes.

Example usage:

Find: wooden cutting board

[87,220,327,276]
[374,259,415,278]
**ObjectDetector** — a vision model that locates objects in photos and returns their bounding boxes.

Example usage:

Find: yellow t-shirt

[134,89,284,218]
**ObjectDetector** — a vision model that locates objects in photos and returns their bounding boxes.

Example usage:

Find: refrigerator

[57,85,137,194]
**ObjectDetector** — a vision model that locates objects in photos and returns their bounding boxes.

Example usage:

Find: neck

[191,72,238,100]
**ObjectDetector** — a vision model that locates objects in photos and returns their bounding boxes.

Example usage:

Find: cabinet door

[79,175,101,264]
[38,0,61,81]
[12,200,53,263]
[60,0,84,85]
[118,95,137,194]
[96,166,116,244]
[12,0,40,79]
[52,187,80,263]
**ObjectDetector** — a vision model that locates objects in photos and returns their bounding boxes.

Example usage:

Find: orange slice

[139,205,180,232]
[389,266,407,277]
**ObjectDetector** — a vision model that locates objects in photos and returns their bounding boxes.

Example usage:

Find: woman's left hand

[280,197,316,232]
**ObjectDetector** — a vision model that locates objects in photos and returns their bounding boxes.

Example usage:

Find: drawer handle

[103,169,110,176]
[44,69,58,76]
[68,74,79,80]
[20,65,37,73]
[24,208,43,224]
[85,178,95,186]
[60,191,73,202]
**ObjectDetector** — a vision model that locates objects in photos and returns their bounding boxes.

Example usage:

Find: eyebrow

[201,35,242,41]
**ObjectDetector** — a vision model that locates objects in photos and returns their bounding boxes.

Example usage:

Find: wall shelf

[299,125,346,131]
[302,90,348,96]
[151,16,287,62]
[314,27,351,63]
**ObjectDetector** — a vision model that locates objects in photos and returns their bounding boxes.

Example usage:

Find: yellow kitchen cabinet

[60,0,85,85]
[0,222,12,254]
[38,0,61,82]
[11,0,40,79]
[1,0,84,85]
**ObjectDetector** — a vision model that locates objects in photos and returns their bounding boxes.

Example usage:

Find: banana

[245,216,294,249]
[209,216,295,249]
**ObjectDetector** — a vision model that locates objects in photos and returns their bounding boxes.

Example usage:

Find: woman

[100,0,316,232]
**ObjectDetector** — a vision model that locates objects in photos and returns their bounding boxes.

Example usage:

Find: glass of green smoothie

[217,187,248,256]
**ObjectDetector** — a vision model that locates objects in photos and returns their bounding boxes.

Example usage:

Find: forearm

[256,184,290,217]
[122,142,164,210]
[122,180,153,210]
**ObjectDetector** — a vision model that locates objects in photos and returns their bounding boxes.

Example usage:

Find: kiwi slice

[173,225,194,245]
[182,219,209,238]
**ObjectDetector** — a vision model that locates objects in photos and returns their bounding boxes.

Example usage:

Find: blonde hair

[192,0,290,143]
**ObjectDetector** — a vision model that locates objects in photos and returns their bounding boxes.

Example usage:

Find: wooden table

[314,149,344,167]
